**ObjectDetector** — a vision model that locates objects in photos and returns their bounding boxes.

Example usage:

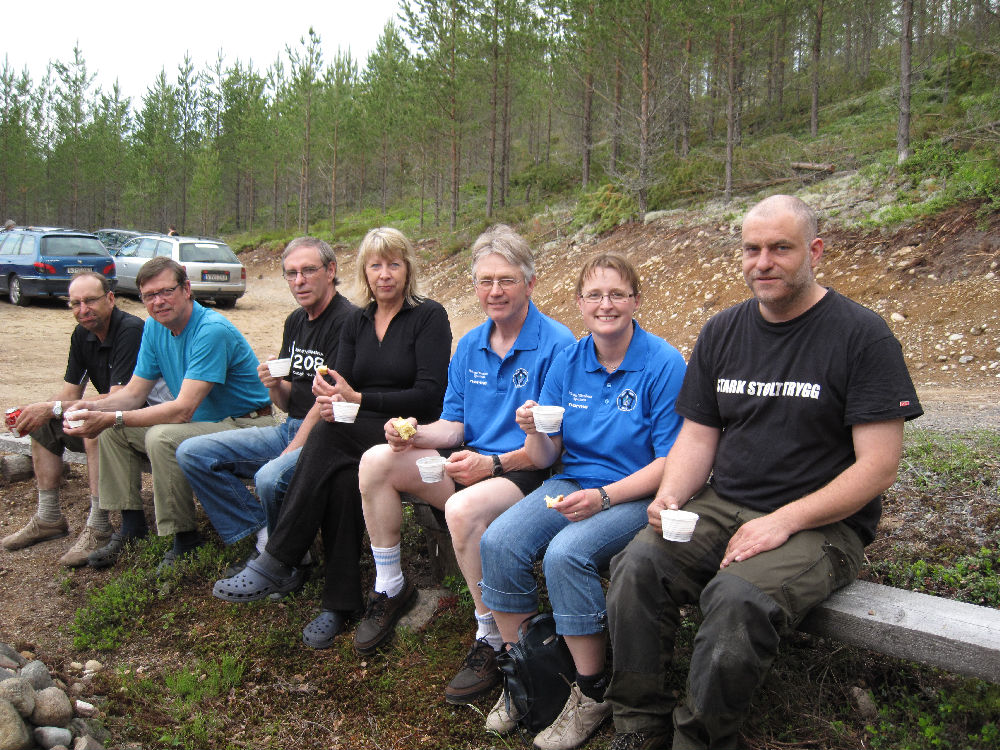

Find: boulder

[0,669,15,683]
[31,687,73,728]
[19,661,54,690]
[0,699,30,750]
[33,726,73,750]
[0,680,34,719]
[73,736,106,750]
[0,648,25,670]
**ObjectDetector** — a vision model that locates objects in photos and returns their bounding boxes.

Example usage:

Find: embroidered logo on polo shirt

[512,368,529,388]
[617,389,637,411]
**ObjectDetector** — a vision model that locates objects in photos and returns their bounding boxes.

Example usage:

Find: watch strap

[598,486,611,511]
[114,411,124,429]
[491,454,503,477]
[52,401,62,417]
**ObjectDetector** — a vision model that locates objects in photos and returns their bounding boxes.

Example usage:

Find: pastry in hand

[316,365,329,376]
[545,494,564,508]
[393,418,417,441]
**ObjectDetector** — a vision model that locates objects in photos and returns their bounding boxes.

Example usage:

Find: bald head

[743,195,818,246]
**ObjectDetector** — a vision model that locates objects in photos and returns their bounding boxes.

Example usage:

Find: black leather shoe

[353,578,417,654]
[445,638,501,704]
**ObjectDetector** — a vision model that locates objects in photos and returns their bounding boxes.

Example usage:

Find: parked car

[113,234,245,307]
[0,227,117,306]
[94,228,146,253]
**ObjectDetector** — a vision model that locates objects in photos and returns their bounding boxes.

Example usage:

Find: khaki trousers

[98,414,276,536]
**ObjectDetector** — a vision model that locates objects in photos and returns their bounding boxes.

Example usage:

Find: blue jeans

[176,419,303,544]
[479,478,651,636]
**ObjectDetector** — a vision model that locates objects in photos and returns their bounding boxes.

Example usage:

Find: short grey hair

[470,224,536,282]
[744,195,818,243]
[283,236,339,285]
[68,271,112,295]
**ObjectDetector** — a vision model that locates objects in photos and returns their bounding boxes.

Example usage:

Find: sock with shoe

[371,543,405,597]
[2,488,69,550]
[59,497,113,568]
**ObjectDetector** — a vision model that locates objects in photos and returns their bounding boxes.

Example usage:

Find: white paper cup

[332,401,361,423]
[267,358,292,377]
[660,509,699,542]
[65,410,86,429]
[416,456,448,483]
[532,405,565,434]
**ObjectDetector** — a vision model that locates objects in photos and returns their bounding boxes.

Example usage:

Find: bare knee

[358,443,395,495]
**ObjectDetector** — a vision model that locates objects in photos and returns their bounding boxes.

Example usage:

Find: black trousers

[265,415,385,613]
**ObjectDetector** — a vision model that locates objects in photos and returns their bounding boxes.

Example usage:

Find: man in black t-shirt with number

[604,195,923,750]
[177,237,356,564]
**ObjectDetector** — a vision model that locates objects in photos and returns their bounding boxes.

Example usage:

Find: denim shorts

[480,477,651,636]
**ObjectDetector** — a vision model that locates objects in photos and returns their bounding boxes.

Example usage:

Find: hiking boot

[59,526,112,567]
[485,690,520,735]
[445,638,501,704]
[88,530,146,569]
[353,578,417,654]
[608,730,672,750]
[2,515,69,551]
[532,683,611,750]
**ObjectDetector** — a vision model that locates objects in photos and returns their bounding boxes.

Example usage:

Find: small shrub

[574,183,637,234]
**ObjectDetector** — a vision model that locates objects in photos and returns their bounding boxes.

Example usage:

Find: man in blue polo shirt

[355,226,575,697]
[66,257,274,572]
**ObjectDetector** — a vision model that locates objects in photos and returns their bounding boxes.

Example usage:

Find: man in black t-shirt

[2,272,144,566]
[177,236,356,562]
[604,195,923,750]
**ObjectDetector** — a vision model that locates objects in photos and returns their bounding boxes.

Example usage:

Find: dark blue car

[0,227,118,306]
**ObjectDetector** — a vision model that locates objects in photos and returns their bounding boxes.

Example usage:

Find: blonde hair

[354,227,420,306]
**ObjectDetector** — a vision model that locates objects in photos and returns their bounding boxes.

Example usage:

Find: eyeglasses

[139,284,181,302]
[68,294,108,310]
[579,291,636,304]
[474,277,522,290]
[282,265,325,281]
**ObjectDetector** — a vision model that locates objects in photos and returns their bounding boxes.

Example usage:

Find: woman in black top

[214,227,451,648]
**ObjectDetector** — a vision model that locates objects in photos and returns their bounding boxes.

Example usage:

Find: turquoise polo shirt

[134,301,269,422]
[440,301,575,454]
[540,321,686,488]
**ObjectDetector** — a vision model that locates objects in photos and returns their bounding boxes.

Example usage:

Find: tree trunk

[330,121,339,232]
[581,70,593,189]
[610,56,623,173]
[898,0,914,163]
[810,0,824,137]
[725,11,737,202]
[681,32,692,157]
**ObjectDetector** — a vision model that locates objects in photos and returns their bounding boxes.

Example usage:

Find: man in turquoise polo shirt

[356,226,575,694]
[66,257,274,572]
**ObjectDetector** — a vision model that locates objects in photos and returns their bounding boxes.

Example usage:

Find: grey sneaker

[88,530,146,569]
[531,683,611,750]
[608,730,672,750]
[485,690,520,735]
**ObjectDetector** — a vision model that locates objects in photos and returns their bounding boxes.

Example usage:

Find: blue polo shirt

[440,301,575,454]
[540,321,686,488]
[134,301,269,423]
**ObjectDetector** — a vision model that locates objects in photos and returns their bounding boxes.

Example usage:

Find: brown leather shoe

[59,526,113,567]
[353,578,417,654]
[2,515,69,551]
[445,638,501,704]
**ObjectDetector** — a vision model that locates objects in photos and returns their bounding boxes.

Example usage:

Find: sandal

[212,558,304,602]
[302,609,349,649]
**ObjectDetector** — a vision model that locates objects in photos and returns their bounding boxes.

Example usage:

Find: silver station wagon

[113,234,246,308]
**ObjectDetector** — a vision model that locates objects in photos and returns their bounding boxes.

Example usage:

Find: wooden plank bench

[798,579,1000,683]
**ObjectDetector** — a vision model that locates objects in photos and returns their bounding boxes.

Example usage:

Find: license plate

[67,266,91,274]
[202,272,229,282]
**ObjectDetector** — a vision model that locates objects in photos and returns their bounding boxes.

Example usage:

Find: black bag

[496,612,575,733]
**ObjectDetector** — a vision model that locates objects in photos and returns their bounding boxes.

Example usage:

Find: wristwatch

[491,455,504,477]
[113,411,125,429]
[52,401,63,418]
[598,486,612,511]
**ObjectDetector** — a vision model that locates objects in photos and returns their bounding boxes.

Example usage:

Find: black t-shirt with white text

[279,293,357,419]
[677,289,922,544]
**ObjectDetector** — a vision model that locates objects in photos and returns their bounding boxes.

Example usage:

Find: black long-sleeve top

[334,297,451,423]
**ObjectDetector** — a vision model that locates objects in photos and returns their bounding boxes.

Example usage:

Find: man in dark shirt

[176,237,356,562]
[2,272,143,566]
[604,195,923,750]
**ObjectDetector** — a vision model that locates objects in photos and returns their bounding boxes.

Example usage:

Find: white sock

[371,543,404,597]
[36,489,62,524]
[255,526,269,553]
[87,496,112,533]
[475,610,503,652]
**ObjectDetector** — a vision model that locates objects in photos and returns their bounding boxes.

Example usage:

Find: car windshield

[40,236,110,257]
[179,242,239,263]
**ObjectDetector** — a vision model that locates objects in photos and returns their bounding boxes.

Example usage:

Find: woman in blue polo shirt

[479,253,686,750]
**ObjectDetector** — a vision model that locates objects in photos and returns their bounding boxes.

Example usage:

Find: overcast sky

[4,0,403,103]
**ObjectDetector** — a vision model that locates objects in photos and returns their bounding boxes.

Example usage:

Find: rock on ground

[0,699,31,750]
[0,680,34,719]
[30,688,73,728]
